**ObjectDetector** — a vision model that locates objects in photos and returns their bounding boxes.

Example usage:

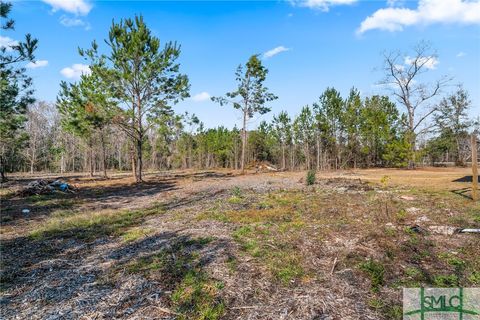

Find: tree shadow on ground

[0,227,232,319]
[1,179,177,225]
[79,179,177,202]
[450,187,475,200]
[453,175,480,183]
[451,176,478,200]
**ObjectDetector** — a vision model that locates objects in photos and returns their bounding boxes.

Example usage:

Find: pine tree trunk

[87,139,94,177]
[290,145,295,171]
[118,148,122,171]
[135,97,143,183]
[89,147,94,177]
[241,110,247,174]
[0,152,7,182]
[101,132,107,178]
[61,154,65,174]
[234,139,238,170]
[30,157,35,174]
[136,139,143,183]
[131,148,136,179]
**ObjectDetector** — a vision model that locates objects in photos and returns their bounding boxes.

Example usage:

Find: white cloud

[59,15,91,30]
[404,55,439,70]
[0,36,18,51]
[456,51,466,57]
[60,63,91,79]
[387,0,405,7]
[263,46,290,59]
[191,92,211,102]
[26,60,49,69]
[42,0,92,15]
[290,0,356,11]
[357,0,480,34]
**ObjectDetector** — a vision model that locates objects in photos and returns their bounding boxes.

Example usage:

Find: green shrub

[359,259,385,292]
[306,170,316,186]
[468,271,480,285]
[433,274,459,287]
[231,186,242,198]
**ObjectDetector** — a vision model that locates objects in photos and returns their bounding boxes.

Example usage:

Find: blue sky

[3,0,480,129]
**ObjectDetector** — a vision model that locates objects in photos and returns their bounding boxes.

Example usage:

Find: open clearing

[1,168,479,319]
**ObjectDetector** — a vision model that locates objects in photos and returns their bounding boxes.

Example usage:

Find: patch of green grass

[233,225,304,285]
[384,226,397,237]
[226,256,237,273]
[271,253,304,284]
[404,267,421,278]
[278,219,305,233]
[231,226,251,239]
[267,192,303,206]
[125,236,215,275]
[468,271,480,285]
[446,257,465,270]
[30,203,165,240]
[472,211,480,223]
[231,186,243,198]
[124,236,223,320]
[172,271,225,320]
[438,252,466,275]
[121,227,154,243]
[383,304,402,320]
[433,274,459,287]
[395,209,407,223]
[197,208,228,222]
[359,259,385,293]
[227,196,243,204]
[256,201,274,210]
[368,297,384,310]
[26,194,79,209]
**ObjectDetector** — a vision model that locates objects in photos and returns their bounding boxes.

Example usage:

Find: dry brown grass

[1,167,479,320]
[319,167,473,191]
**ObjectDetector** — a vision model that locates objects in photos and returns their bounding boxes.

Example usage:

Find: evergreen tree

[433,86,472,166]
[293,106,315,170]
[57,72,114,177]
[342,88,362,168]
[212,54,277,173]
[313,88,343,169]
[0,1,38,181]
[81,15,190,182]
[272,111,292,170]
[359,96,409,167]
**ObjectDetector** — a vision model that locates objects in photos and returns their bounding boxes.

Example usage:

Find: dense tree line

[0,5,476,181]
[7,85,474,176]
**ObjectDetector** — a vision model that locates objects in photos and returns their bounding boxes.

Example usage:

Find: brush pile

[21,179,75,196]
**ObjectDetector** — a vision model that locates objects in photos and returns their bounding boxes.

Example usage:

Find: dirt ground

[1,168,479,319]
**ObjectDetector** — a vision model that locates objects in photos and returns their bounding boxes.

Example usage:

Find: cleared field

[1,168,479,319]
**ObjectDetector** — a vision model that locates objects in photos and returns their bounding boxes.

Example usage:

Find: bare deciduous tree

[380,41,451,168]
